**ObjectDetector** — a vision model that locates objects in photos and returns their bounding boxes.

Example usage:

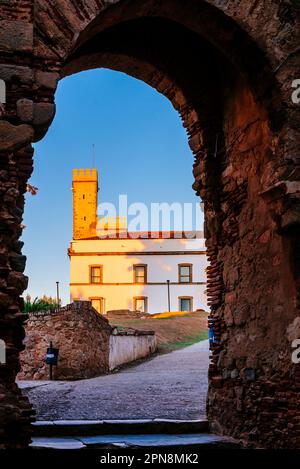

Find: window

[179,297,193,312]
[133,264,147,283]
[90,265,103,284]
[90,297,105,315]
[178,264,192,283]
[133,297,148,313]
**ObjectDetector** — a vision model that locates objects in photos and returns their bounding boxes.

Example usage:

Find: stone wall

[17,302,157,380]
[205,78,300,448]
[109,328,157,370]
[106,310,150,319]
[18,302,111,380]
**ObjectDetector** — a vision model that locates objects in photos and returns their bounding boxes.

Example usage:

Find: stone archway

[0,0,299,449]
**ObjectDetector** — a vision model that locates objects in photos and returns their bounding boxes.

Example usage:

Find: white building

[69,169,208,315]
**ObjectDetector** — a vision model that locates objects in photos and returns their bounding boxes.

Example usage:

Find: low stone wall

[106,309,150,319]
[18,302,156,380]
[18,302,111,380]
[109,328,157,370]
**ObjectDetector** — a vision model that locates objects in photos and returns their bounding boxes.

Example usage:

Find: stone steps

[30,433,240,450]
[31,419,241,449]
[32,418,209,437]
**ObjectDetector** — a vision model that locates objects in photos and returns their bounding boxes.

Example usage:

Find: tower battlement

[73,168,98,182]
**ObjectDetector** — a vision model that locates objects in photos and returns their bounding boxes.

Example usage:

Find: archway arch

[0,0,299,449]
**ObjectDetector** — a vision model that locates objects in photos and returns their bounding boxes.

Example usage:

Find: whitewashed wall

[70,237,208,314]
[109,333,157,370]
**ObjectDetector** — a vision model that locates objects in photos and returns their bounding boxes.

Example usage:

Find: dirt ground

[109,311,208,353]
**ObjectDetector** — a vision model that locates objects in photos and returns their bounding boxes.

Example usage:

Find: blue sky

[22,69,202,304]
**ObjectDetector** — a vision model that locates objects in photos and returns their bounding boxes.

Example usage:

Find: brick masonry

[0,0,299,449]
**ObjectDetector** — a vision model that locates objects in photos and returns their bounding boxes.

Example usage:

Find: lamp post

[56,281,60,307]
[167,280,171,312]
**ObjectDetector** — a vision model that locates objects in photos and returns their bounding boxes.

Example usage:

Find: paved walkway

[18,340,209,421]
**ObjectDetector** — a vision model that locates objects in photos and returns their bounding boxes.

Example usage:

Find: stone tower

[72,168,98,239]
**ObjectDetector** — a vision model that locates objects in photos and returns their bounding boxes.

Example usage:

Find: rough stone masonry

[17,302,112,380]
[0,0,299,449]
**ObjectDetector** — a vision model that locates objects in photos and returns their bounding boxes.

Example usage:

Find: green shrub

[23,295,60,313]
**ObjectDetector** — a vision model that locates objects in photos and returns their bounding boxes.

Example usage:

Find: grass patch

[111,319,144,327]
[159,330,208,353]
[153,315,180,321]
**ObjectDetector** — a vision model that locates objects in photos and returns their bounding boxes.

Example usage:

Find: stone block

[0,21,33,53]
[0,65,33,84]
[234,305,249,327]
[7,272,28,292]
[0,121,33,152]
[241,368,256,382]
[35,71,59,90]
[33,102,55,127]
[211,376,223,388]
[9,254,27,273]
[224,305,234,326]
[231,369,239,379]
[3,187,19,204]
[0,292,11,308]
[17,99,34,123]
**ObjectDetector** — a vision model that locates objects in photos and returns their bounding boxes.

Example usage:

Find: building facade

[69,169,208,314]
